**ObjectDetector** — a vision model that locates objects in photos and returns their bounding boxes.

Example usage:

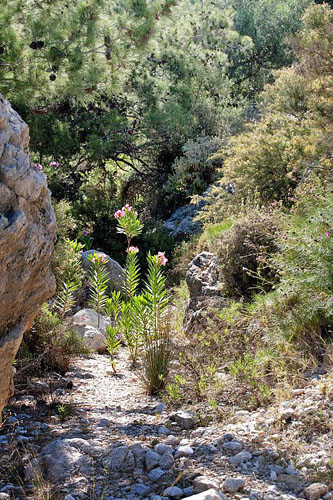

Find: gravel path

[0,352,332,500]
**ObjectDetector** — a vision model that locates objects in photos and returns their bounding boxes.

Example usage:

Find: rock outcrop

[0,95,56,422]
[163,202,204,240]
[183,252,225,334]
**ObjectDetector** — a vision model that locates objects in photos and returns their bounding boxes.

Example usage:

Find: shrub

[215,211,279,298]
[18,304,86,375]
[165,136,224,206]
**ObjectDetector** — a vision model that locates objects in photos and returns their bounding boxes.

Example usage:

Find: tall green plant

[113,205,171,391]
[88,252,109,328]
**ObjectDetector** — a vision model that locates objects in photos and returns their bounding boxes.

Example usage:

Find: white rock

[175,445,194,458]
[193,476,220,493]
[184,489,228,500]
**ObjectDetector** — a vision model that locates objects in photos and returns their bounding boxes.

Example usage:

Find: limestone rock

[38,438,93,482]
[193,476,220,494]
[163,202,203,240]
[81,249,124,291]
[183,252,225,334]
[304,483,328,500]
[222,477,245,493]
[70,308,107,352]
[174,411,195,430]
[185,489,228,500]
[0,95,56,423]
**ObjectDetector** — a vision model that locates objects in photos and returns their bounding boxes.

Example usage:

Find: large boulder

[0,95,56,423]
[183,252,225,334]
[81,249,124,292]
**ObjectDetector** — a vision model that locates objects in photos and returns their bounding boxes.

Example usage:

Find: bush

[18,304,86,375]
[215,211,279,298]
[165,136,224,207]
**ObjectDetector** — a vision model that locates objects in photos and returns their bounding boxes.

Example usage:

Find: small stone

[175,445,194,458]
[155,403,167,413]
[145,450,161,471]
[223,441,242,453]
[277,474,303,489]
[174,412,195,430]
[230,451,252,466]
[222,478,245,493]
[158,426,169,435]
[130,483,152,496]
[155,443,174,455]
[184,490,228,500]
[165,435,179,446]
[304,483,328,500]
[98,418,110,427]
[160,452,174,470]
[193,476,219,493]
[148,467,165,481]
[163,486,184,497]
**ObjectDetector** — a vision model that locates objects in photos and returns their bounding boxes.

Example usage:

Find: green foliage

[165,136,224,206]
[228,0,311,96]
[88,253,109,327]
[19,304,86,374]
[55,281,80,318]
[213,212,279,298]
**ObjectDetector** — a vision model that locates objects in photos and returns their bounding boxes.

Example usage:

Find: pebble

[222,478,245,493]
[223,441,243,453]
[193,476,220,493]
[165,435,179,446]
[174,412,195,430]
[163,486,184,497]
[130,484,151,496]
[145,450,161,471]
[148,467,165,481]
[155,443,174,455]
[304,483,328,500]
[175,445,194,458]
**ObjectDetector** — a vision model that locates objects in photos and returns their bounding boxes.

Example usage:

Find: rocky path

[0,351,332,500]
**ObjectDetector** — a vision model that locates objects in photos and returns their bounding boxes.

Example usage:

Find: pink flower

[36,163,43,171]
[92,253,107,263]
[122,204,133,212]
[310,188,314,193]
[50,161,60,167]
[128,246,139,254]
[290,209,294,213]
[242,266,246,271]
[82,229,90,236]
[157,251,168,266]
[114,209,125,219]
[326,232,331,237]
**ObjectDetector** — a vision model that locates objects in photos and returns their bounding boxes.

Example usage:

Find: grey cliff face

[0,95,56,422]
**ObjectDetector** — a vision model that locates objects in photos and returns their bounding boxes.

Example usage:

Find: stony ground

[0,350,332,500]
